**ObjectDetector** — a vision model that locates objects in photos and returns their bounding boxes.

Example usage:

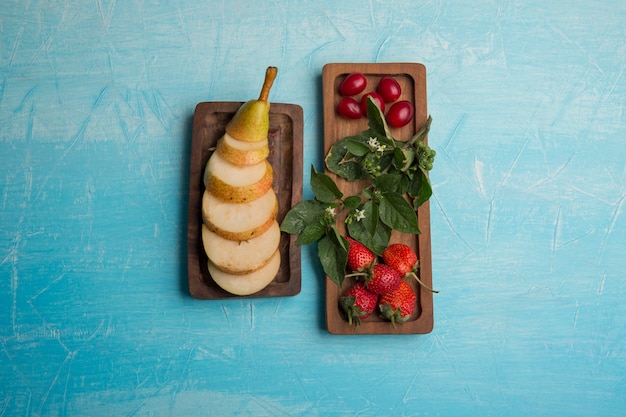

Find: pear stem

[258,66,278,102]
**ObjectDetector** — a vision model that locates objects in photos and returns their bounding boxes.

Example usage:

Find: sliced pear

[201,221,280,275]
[208,249,281,296]
[215,133,270,166]
[204,153,273,203]
[225,67,277,142]
[204,152,267,186]
[202,188,278,241]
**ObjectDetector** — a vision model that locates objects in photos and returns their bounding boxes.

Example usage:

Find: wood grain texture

[322,63,433,334]
[187,102,303,298]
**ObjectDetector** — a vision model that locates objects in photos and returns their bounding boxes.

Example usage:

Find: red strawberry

[379,280,416,327]
[382,243,438,293]
[364,264,401,295]
[382,243,418,275]
[346,237,376,272]
[340,282,379,327]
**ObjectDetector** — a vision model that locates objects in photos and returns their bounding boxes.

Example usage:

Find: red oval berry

[337,97,363,119]
[339,72,367,96]
[377,76,402,103]
[386,100,414,128]
[360,92,385,116]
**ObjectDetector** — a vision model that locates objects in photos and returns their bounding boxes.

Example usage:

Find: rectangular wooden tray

[322,63,434,334]
[187,102,303,299]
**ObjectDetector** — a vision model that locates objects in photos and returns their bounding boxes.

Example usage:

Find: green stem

[405,115,432,147]
[344,272,367,279]
[409,272,439,293]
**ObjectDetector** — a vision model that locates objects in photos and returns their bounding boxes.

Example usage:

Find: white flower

[368,136,386,154]
[325,206,335,217]
[354,209,365,221]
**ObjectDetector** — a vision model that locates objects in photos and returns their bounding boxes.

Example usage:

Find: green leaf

[394,148,415,172]
[318,233,348,287]
[280,200,326,235]
[366,97,392,139]
[296,222,326,245]
[397,173,409,195]
[407,115,432,146]
[345,138,371,157]
[372,173,403,194]
[379,191,420,234]
[409,168,432,209]
[362,200,378,237]
[324,138,368,181]
[342,195,362,210]
[310,165,343,203]
[331,224,348,252]
[393,147,405,169]
[347,216,391,255]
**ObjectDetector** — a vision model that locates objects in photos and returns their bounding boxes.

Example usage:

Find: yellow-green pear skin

[201,221,280,275]
[205,156,274,203]
[201,189,279,241]
[215,134,270,166]
[225,102,269,142]
[225,67,277,143]
[208,249,281,296]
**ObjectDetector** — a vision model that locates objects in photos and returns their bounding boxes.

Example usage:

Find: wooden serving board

[187,102,303,299]
[322,63,434,334]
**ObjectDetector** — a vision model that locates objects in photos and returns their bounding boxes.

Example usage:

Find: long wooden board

[322,63,434,334]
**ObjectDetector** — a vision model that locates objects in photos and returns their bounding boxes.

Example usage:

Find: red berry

[379,280,416,327]
[377,76,402,103]
[382,243,418,276]
[386,100,414,128]
[346,237,376,272]
[340,282,379,327]
[360,92,385,116]
[339,72,367,96]
[365,264,401,295]
[337,97,363,119]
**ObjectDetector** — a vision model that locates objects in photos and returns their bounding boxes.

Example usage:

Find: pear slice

[215,133,270,166]
[202,188,278,241]
[201,221,280,275]
[208,249,281,296]
[225,67,277,142]
[204,152,273,203]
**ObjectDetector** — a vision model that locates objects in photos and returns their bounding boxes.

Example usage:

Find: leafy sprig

[280,97,435,287]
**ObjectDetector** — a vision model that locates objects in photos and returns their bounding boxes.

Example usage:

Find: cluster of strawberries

[340,238,437,328]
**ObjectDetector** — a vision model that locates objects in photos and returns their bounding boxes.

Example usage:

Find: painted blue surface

[1,1,625,415]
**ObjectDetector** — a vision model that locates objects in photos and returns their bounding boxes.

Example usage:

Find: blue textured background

[1,1,625,416]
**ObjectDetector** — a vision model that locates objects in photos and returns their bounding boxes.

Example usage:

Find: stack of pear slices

[201,67,282,296]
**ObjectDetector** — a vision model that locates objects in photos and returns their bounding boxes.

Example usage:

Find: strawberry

[382,243,418,275]
[346,237,376,272]
[364,264,401,295]
[379,280,416,327]
[340,282,379,327]
[382,243,438,293]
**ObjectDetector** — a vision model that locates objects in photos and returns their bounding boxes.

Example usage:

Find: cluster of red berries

[339,238,435,328]
[336,73,415,128]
